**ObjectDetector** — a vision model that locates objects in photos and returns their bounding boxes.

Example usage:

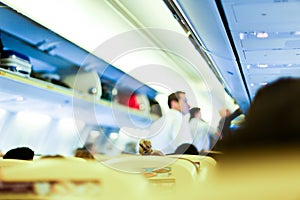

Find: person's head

[3,147,34,160]
[139,139,152,155]
[223,77,300,153]
[168,91,190,115]
[74,148,95,160]
[174,143,199,155]
[219,107,230,118]
[189,107,201,121]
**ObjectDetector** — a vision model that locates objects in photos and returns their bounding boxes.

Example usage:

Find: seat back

[0,158,31,168]
[167,154,217,182]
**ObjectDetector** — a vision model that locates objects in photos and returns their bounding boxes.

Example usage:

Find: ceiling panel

[233,3,300,23]
[244,49,300,62]
[221,0,300,102]
[242,39,290,50]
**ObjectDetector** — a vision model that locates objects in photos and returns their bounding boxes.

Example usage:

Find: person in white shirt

[148,91,193,154]
[189,107,215,151]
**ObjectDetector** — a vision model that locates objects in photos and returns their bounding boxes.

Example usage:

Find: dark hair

[40,154,65,159]
[3,147,34,160]
[168,91,185,108]
[189,107,200,121]
[174,143,199,155]
[223,77,300,152]
[74,148,95,160]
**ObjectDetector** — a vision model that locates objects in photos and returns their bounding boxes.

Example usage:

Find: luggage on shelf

[30,71,71,88]
[0,49,32,76]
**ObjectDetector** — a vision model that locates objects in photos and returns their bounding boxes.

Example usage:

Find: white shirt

[189,118,214,151]
[148,109,193,154]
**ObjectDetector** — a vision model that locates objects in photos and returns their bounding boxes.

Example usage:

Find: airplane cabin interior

[0,0,300,199]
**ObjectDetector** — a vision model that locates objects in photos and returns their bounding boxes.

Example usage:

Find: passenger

[202,78,300,200]
[74,147,95,160]
[212,107,242,151]
[173,143,199,155]
[149,91,193,155]
[189,107,215,151]
[138,139,164,156]
[216,107,242,140]
[220,77,300,153]
[3,147,34,160]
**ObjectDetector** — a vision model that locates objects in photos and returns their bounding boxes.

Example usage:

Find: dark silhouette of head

[223,77,300,152]
[3,147,34,160]
[189,107,200,121]
[74,148,95,160]
[174,143,199,155]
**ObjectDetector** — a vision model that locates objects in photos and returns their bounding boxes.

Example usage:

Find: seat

[0,158,31,168]
[0,158,147,200]
[102,155,177,173]
[102,155,198,192]
[167,154,217,182]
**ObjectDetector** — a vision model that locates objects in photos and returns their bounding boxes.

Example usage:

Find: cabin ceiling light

[292,31,300,36]
[257,64,268,68]
[256,32,269,39]
[17,111,51,123]
[0,95,24,103]
[239,32,246,40]
[259,82,268,85]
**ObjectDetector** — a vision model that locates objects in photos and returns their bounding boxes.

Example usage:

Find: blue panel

[175,0,250,111]
[0,4,157,99]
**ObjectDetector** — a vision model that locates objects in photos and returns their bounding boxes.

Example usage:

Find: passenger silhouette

[3,147,34,160]
[220,77,300,153]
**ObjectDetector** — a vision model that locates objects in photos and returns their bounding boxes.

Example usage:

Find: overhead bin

[0,2,158,99]
[0,2,159,128]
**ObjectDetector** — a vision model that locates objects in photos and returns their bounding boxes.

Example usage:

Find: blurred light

[57,118,76,134]
[292,31,300,36]
[257,64,268,68]
[256,32,269,38]
[0,109,7,121]
[246,65,251,69]
[17,111,51,124]
[0,95,24,103]
[109,132,119,140]
[239,32,246,40]
[112,88,118,96]
[0,108,6,115]
[259,82,268,85]
[250,83,254,87]
[59,118,74,126]
[90,130,100,138]
[16,96,24,101]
